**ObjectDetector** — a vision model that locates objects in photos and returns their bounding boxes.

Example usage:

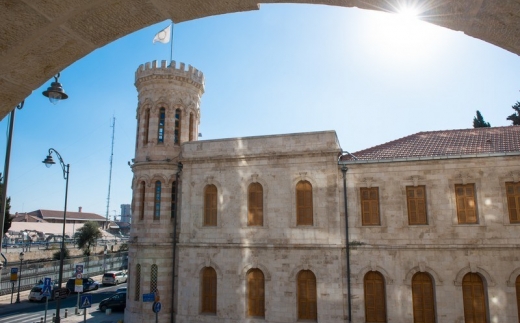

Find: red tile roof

[28,209,106,221]
[342,126,520,161]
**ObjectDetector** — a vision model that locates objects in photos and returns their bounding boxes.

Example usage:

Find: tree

[507,101,520,125]
[473,110,491,128]
[76,221,103,256]
[0,183,12,235]
[52,247,70,260]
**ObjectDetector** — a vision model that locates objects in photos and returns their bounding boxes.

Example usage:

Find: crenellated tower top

[135,60,205,91]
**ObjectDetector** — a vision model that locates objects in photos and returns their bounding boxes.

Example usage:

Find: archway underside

[1,0,519,118]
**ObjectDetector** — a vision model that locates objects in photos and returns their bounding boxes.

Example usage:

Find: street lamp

[15,251,24,303]
[42,149,70,323]
[42,73,68,105]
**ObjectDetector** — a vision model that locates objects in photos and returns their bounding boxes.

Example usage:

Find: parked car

[28,281,58,302]
[99,292,126,312]
[66,277,100,293]
[102,271,127,285]
[115,286,127,294]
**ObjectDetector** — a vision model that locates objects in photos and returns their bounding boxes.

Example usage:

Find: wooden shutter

[412,273,435,323]
[298,270,317,321]
[296,181,313,225]
[407,186,427,225]
[248,183,263,226]
[506,182,520,223]
[462,273,487,323]
[364,271,386,322]
[361,187,380,225]
[247,269,265,317]
[204,185,218,226]
[201,267,217,314]
[455,184,478,224]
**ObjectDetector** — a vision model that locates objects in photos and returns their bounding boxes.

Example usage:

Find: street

[0,282,126,323]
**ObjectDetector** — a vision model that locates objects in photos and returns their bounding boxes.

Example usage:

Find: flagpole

[170,22,174,62]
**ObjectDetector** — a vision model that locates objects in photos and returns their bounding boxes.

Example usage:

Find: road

[0,283,126,323]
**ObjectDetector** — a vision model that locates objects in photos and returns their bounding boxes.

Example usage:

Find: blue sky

[1,4,519,218]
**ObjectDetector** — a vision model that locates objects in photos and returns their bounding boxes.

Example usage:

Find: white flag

[153,25,171,44]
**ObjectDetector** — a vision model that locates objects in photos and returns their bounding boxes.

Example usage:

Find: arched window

[412,272,436,323]
[462,273,488,323]
[134,264,141,301]
[248,183,263,226]
[364,271,386,322]
[189,112,194,141]
[157,108,165,143]
[143,108,150,145]
[201,267,217,314]
[171,181,177,219]
[296,180,313,225]
[247,269,265,317]
[135,118,140,151]
[204,185,217,226]
[154,181,161,220]
[297,270,317,321]
[150,264,158,293]
[515,275,520,323]
[174,108,181,144]
[139,181,145,220]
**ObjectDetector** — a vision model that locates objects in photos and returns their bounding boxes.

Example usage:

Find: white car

[28,284,56,302]
[102,271,127,285]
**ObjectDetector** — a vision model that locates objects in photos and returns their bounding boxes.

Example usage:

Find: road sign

[153,301,162,313]
[75,263,84,279]
[142,293,155,302]
[42,285,51,297]
[44,277,52,286]
[79,294,92,309]
[10,267,18,281]
[75,279,84,293]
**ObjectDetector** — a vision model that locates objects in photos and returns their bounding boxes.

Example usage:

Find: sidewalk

[0,275,124,323]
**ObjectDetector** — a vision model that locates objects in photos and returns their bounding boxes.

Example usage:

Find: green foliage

[52,247,70,260]
[473,110,491,128]
[507,101,520,125]
[76,221,103,255]
[0,183,12,235]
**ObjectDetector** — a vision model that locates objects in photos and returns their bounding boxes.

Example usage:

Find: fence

[0,251,128,296]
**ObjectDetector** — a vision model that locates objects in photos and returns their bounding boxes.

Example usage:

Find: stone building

[126,60,520,323]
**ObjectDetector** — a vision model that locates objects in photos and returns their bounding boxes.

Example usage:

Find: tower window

[154,181,161,220]
[150,264,158,293]
[248,183,263,226]
[189,112,194,141]
[157,108,165,143]
[296,180,313,225]
[204,184,217,226]
[171,181,177,219]
[174,109,181,145]
[143,109,150,145]
[134,264,141,301]
[139,181,145,220]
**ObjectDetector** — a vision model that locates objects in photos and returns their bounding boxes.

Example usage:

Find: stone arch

[134,175,151,188]
[507,267,520,287]
[149,174,168,187]
[240,264,272,281]
[154,97,171,110]
[355,265,394,285]
[454,265,495,287]
[194,260,224,279]
[1,2,519,117]
[288,264,318,282]
[404,265,443,286]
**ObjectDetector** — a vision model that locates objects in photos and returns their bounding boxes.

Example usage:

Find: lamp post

[42,149,69,323]
[15,251,24,303]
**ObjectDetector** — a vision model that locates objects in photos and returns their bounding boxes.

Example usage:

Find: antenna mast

[105,117,116,227]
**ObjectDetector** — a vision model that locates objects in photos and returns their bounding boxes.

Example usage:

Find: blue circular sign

[153,301,162,313]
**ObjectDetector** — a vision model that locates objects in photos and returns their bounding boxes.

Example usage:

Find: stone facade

[126,60,520,323]
[344,155,520,323]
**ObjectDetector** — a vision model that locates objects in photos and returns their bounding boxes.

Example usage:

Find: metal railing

[0,251,128,296]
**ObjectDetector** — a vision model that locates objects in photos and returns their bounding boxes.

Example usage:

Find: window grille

[151,264,158,293]
[134,264,141,301]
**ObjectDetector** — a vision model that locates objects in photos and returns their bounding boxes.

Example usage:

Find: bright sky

[1,4,519,218]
